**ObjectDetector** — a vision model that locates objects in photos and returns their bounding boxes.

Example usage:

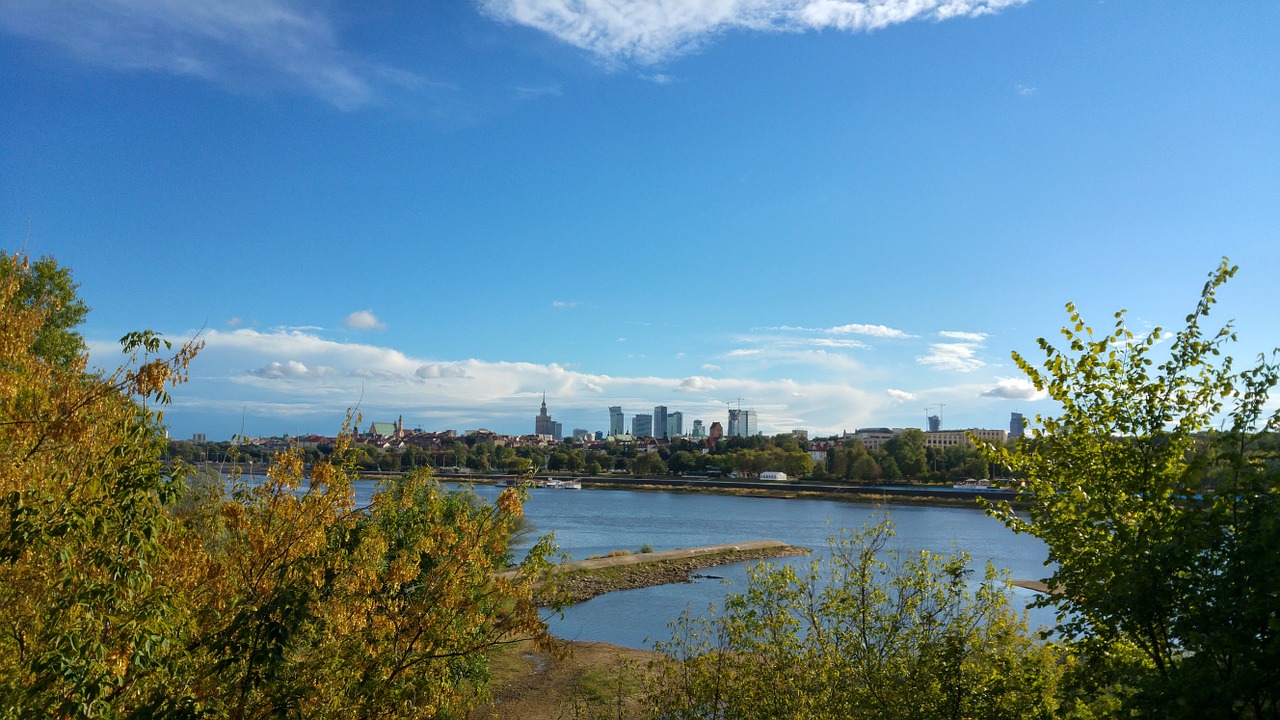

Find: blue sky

[3,1,1278,441]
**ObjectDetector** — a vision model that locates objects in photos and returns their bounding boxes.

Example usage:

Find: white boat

[952,478,991,489]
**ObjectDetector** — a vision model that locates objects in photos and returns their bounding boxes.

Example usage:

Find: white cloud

[980,377,1046,400]
[677,376,718,393]
[551,299,579,309]
[225,316,243,328]
[0,0,421,110]
[345,309,386,330]
[938,330,988,342]
[701,363,722,371]
[415,363,469,379]
[885,388,915,401]
[811,338,871,349]
[918,343,986,373]
[827,323,913,338]
[481,0,1027,64]
[252,360,336,380]
[136,326,931,438]
[1016,83,1037,96]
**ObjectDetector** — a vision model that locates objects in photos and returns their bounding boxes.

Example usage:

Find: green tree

[0,252,89,368]
[630,452,666,476]
[983,259,1280,718]
[0,254,203,716]
[783,451,814,478]
[884,428,927,478]
[645,518,1063,720]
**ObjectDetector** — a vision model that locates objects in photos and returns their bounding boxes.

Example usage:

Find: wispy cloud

[345,309,386,331]
[938,330,988,342]
[918,330,988,372]
[481,0,1028,64]
[551,299,579,309]
[0,0,421,110]
[827,323,913,339]
[885,388,915,401]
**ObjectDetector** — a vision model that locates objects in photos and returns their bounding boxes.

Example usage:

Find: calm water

[353,481,1055,649]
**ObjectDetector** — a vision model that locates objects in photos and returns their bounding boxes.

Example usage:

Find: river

[391,481,1056,650]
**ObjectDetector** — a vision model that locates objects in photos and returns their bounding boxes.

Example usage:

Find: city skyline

[3,3,1277,441]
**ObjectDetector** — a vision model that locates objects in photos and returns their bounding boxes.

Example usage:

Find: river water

[372,481,1055,650]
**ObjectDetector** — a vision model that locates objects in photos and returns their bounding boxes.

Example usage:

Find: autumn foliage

[0,253,556,718]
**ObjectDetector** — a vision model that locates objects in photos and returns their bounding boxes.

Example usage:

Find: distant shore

[434,471,1022,510]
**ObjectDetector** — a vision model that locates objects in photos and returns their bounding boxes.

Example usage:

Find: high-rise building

[609,406,624,437]
[668,411,683,438]
[691,419,705,437]
[633,413,653,438]
[927,414,941,432]
[552,421,563,440]
[1009,412,1024,439]
[740,409,754,437]
[727,408,741,437]
[653,406,668,439]
[535,393,556,437]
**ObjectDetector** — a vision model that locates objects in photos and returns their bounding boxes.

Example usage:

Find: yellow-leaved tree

[0,252,557,719]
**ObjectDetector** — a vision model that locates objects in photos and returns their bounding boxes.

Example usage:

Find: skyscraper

[609,406,624,436]
[1009,412,1024,439]
[535,393,555,437]
[633,413,653,438]
[653,406,668,439]
[727,408,740,437]
[668,411,683,438]
[928,414,941,432]
[740,409,754,437]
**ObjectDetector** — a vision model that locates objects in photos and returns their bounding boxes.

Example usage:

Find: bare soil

[470,640,657,720]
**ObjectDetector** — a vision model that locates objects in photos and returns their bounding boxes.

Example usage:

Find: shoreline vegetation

[510,540,812,605]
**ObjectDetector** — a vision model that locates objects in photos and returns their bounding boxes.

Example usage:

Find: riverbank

[513,540,811,605]
[439,472,1026,510]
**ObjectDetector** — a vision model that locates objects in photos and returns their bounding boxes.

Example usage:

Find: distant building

[927,414,941,432]
[633,413,653,438]
[691,419,705,437]
[925,428,1008,449]
[1009,412,1024,439]
[653,406,668,439]
[668,411,683,438]
[727,409,741,437]
[553,421,563,440]
[535,394,556,437]
[609,406,624,437]
[791,429,808,441]
[730,409,754,437]
[851,428,903,452]
[708,421,724,444]
[573,428,590,440]
[191,433,207,443]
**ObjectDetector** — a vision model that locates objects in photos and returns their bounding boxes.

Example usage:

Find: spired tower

[535,393,556,436]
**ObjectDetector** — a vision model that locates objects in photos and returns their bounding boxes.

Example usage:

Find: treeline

[166,429,1001,483]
